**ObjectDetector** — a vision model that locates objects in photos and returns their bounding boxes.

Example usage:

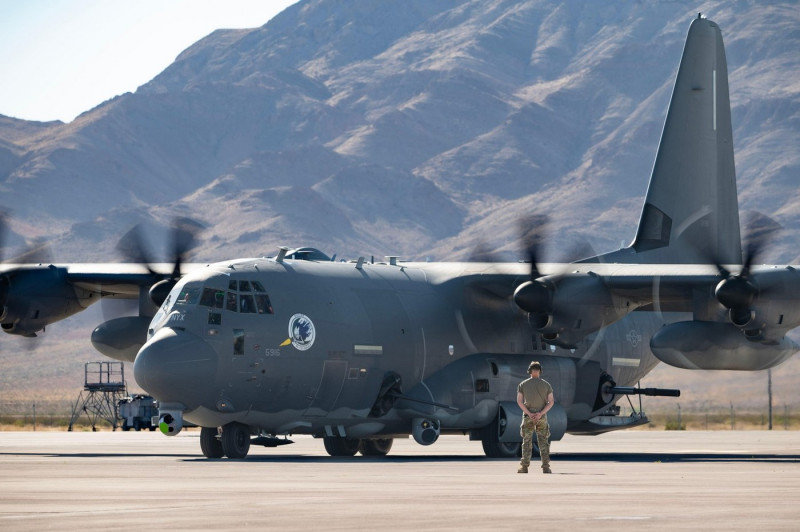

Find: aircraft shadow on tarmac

[182,452,800,464]
[2,451,797,464]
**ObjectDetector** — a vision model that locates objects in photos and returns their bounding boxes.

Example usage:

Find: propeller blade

[100,297,140,323]
[741,212,782,274]
[116,224,157,274]
[168,217,205,279]
[9,237,53,264]
[518,214,549,280]
[0,210,8,263]
[468,240,498,262]
[558,236,597,264]
[712,212,782,313]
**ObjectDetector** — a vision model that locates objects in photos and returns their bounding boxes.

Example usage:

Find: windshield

[174,286,201,306]
[148,282,202,334]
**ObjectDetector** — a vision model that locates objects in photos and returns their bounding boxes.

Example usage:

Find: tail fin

[596,16,741,265]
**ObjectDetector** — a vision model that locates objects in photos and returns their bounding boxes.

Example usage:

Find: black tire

[221,422,251,459]
[200,427,225,459]
[359,438,393,456]
[323,436,360,457]
[481,414,521,458]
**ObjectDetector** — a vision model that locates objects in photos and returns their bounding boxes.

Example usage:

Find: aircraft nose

[133,327,217,405]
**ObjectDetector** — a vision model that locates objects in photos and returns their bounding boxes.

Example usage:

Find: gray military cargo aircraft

[1,16,797,459]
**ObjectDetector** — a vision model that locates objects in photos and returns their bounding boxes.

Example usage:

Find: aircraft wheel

[200,427,224,459]
[323,436,360,457]
[481,415,521,458]
[221,422,251,459]
[482,437,521,458]
[359,438,393,456]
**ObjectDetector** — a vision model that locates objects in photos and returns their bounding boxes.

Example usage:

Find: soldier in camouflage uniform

[516,361,554,474]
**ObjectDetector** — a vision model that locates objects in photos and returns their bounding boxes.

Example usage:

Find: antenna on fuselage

[275,246,289,263]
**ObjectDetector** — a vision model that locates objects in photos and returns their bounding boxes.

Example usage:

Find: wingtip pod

[595,16,741,266]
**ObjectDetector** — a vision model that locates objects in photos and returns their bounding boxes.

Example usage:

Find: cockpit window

[240,294,256,313]
[255,294,274,314]
[175,287,201,306]
[160,294,172,313]
[217,279,275,314]
[199,288,224,309]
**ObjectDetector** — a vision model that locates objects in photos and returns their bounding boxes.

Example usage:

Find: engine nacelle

[411,418,440,445]
[515,273,633,348]
[650,321,798,370]
[0,266,95,337]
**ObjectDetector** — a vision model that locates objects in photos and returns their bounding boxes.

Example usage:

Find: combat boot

[517,465,528,474]
[542,465,552,474]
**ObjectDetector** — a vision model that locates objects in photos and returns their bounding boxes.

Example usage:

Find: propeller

[513,214,555,318]
[116,217,205,307]
[712,212,782,329]
[518,214,549,278]
[511,214,627,347]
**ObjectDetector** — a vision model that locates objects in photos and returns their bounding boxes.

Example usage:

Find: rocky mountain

[0,0,799,407]
[0,0,797,264]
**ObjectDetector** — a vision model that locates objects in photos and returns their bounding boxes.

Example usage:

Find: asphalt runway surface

[0,430,797,531]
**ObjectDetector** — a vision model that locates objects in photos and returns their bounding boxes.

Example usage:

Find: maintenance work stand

[68,361,128,431]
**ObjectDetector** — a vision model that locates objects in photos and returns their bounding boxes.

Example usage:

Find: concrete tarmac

[0,430,798,531]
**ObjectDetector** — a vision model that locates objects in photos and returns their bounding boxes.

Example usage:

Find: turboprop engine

[513,273,633,348]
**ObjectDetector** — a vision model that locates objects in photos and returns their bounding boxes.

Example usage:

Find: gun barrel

[609,386,680,397]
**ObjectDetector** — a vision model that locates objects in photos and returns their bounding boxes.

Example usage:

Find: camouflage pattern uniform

[518,377,553,472]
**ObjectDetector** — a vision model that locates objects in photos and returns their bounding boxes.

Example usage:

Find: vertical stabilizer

[596,16,741,265]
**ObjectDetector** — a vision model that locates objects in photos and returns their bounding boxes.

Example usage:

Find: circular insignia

[287,313,316,351]
[626,330,642,347]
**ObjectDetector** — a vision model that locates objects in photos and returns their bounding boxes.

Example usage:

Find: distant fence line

[0,400,74,416]
[627,403,796,430]
[1,399,797,430]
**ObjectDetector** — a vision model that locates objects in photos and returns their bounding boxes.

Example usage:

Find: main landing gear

[199,424,394,459]
[200,423,251,459]
[322,436,394,457]
[480,414,521,458]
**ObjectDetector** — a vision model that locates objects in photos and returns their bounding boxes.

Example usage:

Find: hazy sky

[0,0,297,123]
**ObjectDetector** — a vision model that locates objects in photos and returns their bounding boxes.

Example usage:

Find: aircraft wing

[0,262,207,337]
[64,263,202,298]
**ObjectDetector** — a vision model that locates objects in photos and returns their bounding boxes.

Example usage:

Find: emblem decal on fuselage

[285,313,316,351]
[626,329,642,348]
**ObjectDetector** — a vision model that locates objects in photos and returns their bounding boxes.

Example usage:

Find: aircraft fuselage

[134,257,673,443]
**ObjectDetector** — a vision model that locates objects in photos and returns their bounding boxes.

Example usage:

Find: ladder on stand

[68,361,127,431]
